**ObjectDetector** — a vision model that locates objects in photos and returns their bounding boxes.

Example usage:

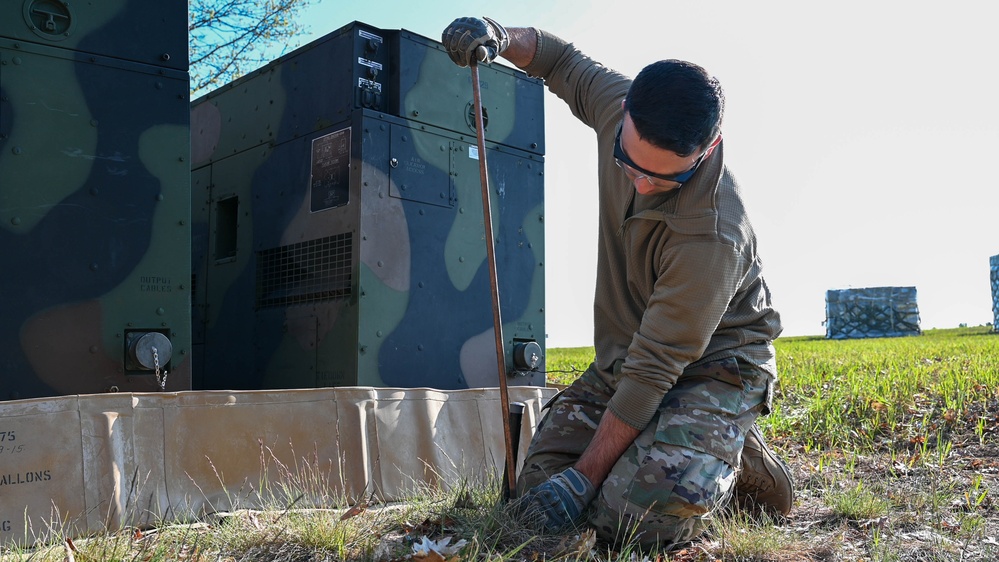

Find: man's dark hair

[624,59,725,157]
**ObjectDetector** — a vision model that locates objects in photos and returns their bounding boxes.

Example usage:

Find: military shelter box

[0,0,191,401]
[191,22,547,391]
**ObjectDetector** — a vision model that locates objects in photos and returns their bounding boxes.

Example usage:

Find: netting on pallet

[825,286,921,339]
[991,255,999,332]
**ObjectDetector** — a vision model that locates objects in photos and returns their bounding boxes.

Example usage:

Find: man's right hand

[517,467,597,530]
[441,17,509,67]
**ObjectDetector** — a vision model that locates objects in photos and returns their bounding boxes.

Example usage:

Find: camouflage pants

[517,356,771,549]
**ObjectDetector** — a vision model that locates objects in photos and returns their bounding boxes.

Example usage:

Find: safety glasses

[613,129,705,188]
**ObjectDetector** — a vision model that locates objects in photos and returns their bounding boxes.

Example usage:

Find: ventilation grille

[256,233,353,308]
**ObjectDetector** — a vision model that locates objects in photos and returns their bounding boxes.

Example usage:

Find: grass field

[3,326,997,561]
[546,325,999,560]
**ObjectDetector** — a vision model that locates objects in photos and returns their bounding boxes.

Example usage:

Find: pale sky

[263,0,999,347]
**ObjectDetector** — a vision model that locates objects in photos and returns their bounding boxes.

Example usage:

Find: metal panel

[0,0,187,71]
[0,41,191,400]
[193,117,363,390]
[361,126,545,389]
[390,30,545,155]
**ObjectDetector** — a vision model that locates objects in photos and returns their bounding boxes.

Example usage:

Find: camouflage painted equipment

[190,22,547,391]
[0,0,191,401]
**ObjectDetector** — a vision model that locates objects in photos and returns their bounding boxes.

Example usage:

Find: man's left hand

[517,467,597,530]
[441,17,509,67]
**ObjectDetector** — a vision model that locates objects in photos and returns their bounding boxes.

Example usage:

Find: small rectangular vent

[256,233,353,308]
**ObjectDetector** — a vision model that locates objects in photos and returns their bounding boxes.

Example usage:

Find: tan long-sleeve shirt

[524,31,783,431]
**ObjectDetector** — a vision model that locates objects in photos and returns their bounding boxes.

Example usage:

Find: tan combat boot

[735,424,794,516]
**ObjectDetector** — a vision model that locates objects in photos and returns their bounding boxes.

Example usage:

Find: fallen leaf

[340,502,368,521]
[556,528,596,557]
[857,516,888,530]
[412,535,468,558]
[248,511,263,530]
[414,549,446,562]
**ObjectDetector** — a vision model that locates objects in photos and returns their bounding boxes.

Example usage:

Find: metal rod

[470,58,517,498]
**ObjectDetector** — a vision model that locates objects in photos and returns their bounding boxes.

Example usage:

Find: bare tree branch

[188,0,315,97]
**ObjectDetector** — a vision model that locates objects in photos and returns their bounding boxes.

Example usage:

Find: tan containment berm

[0,386,556,546]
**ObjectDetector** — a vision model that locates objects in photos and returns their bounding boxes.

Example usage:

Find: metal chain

[152,346,168,391]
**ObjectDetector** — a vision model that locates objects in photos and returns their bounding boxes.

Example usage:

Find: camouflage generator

[191,22,546,391]
[0,1,192,400]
